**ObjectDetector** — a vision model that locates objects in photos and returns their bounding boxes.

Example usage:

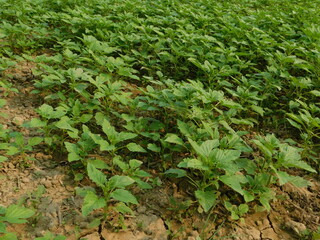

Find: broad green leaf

[5,146,19,156]
[82,191,106,217]
[115,202,134,215]
[252,139,273,159]
[38,104,54,118]
[0,99,7,108]
[251,105,264,116]
[55,117,78,138]
[279,145,316,172]
[127,143,146,153]
[67,152,81,162]
[108,175,135,189]
[286,118,302,129]
[87,163,106,188]
[286,113,304,125]
[164,169,187,178]
[230,118,254,126]
[259,189,275,211]
[117,132,137,142]
[0,156,7,163]
[211,149,241,173]
[243,190,255,202]
[165,134,184,146]
[147,143,161,152]
[24,118,46,128]
[189,139,220,159]
[177,120,192,137]
[28,137,43,147]
[110,189,138,204]
[310,90,320,97]
[238,204,249,215]
[64,142,81,162]
[101,119,117,143]
[0,222,6,233]
[128,159,143,169]
[88,159,110,170]
[220,174,246,195]
[178,158,209,171]
[221,100,242,109]
[79,114,93,123]
[276,171,309,187]
[135,179,152,189]
[0,232,18,240]
[88,219,101,229]
[4,205,35,224]
[195,190,216,213]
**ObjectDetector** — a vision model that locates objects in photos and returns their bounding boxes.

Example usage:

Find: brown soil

[0,61,319,240]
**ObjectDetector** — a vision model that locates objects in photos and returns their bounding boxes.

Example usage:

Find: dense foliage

[0,0,319,238]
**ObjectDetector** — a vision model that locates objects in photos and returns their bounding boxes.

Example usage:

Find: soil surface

[1,61,319,240]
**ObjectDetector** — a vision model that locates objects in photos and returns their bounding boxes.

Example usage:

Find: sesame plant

[0,0,319,238]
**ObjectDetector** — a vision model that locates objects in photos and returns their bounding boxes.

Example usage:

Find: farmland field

[0,0,320,239]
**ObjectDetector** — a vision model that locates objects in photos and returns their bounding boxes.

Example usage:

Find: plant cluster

[0,0,319,238]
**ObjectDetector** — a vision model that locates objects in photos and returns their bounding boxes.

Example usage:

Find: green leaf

[135,179,152,189]
[79,114,93,123]
[0,99,7,108]
[164,169,187,178]
[101,119,117,143]
[127,143,146,153]
[82,191,106,217]
[178,158,209,171]
[4,205,35,224]
[195,190,216,213]
[0,205,6,215]
[310,90,320,97]
[87,163,106,188]
[24,118,47,128]
[252,139,273,159]
[279,145,316,173]
[108,175,135,189]
[110,189,138,204]
[0,232,18,240]
[259,189,275,211]
[147,143,161,152]
[115,202,134,215]
[220,174,246,195]
[238,204,249,215]
[188,139,219,159]
[64,142,81,162]
[117,132,138,142]
[0,156,7,163]
[88,219,101,229]
[5,146,19,156]
[286,118,302,129]
[28,137,43,147]
[88,159,110,170]
[165,134,184,146]
[243,190,255,202]
[128,159,143,169]
[276,171,309,187]
[251,105,264,116]
[177,120,192,137]
[0,222,6,233]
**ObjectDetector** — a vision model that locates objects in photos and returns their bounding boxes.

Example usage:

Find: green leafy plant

[0,205,35,240]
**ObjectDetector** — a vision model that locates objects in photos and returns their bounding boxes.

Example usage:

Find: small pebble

[44,181,52,188]
[21,177,30,183]
[8,163,15,169]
